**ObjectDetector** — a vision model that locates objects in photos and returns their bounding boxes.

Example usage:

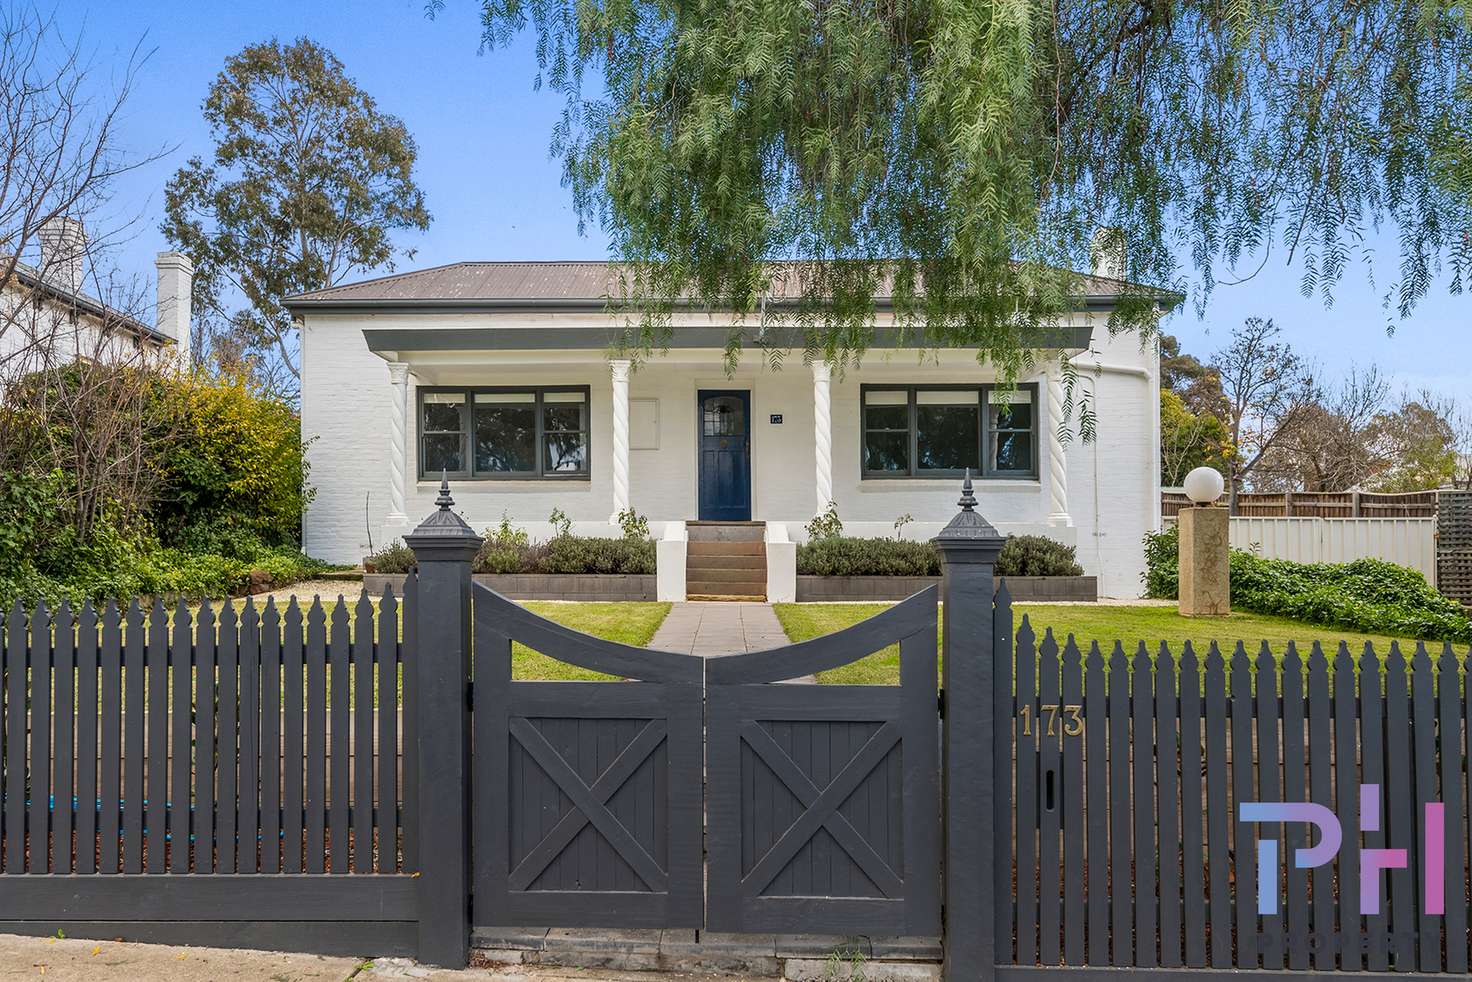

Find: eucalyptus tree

[163,38,431,390]
[445,0,1471,430]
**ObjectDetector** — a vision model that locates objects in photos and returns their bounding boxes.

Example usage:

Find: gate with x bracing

[470,582,940,935]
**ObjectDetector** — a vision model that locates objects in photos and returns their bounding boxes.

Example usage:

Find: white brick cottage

[287,261,1172,598]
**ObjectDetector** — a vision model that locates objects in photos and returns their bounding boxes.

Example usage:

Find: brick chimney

[38,217,86,294]
[155,251,194,369]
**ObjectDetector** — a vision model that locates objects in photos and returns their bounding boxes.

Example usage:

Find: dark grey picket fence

[0,583,420,955]
[982,585,1472,979]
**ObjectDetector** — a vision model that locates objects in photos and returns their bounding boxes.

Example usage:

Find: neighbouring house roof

[282,260,1182,313]
[4,259,171,346]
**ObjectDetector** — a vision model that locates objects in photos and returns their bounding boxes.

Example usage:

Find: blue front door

[697,390,752,521]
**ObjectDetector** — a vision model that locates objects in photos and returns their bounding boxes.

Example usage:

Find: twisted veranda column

[813,360,833,515]
[386,361,411,530]
[610,359,632,523]
[1047,369,1072,527]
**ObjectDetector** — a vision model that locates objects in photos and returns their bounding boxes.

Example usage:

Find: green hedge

[1142,525,1472,643]
[365,532,657,576]
[796,533,1083,577]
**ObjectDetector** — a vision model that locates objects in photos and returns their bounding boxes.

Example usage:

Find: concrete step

[686,521,766,543]
[688,540,764,557]
[686,554,766,571]
[688,578,766,598]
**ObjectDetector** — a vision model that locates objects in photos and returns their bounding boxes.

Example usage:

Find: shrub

[475,515,546,574]
[155,369,313,550]
[994,535,1084,577]
[540,535,656,574]
[364,540,416,574]
[797,537,941,576]
[1141,524,1470,643]
[616,507,651,541]
[806,501,843,540]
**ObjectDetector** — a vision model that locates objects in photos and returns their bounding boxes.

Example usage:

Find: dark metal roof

[282,260,1182,313]
[6,260,171,345]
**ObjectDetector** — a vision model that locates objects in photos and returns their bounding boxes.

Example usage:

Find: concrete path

[648,603,815,682]
[649,602,790,656]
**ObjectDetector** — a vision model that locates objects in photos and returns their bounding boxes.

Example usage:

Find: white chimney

[38,217,87,294]
[1089,227,1126,281]
[156,251,194,369]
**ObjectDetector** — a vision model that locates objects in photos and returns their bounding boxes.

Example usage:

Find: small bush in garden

[616,507,651,541]
[539,535,656,575]
[475,515,544,574]
[1141,524,1180,599]
[364,540,416,574]
[796,537,941,576]
[893,513,914,539]
[805,501,843,540]
[548,507,573,538]
[994,535,1083,577]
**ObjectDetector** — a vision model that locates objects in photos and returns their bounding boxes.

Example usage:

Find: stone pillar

[1046,370,1072,527]
[1178,505,1230,616]
[812,360,833,515]
[610,359,632,523]
[404,478,482,967]
[934,471,1006,981]
[384,362,412,541]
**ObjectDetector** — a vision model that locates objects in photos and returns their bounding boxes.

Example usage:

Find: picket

[1155,643,1180,969]
[170,601,193,874]
[123,600,145,874]
[329,599,351,874]
[1333,641,1361,971]
[1131,643,1156,969]
[1177,642,1205,968]
[75,602,99,876]
[1015,617,1038,965]
[376,590,399,872]
[1037,628,1061,965]
[29,602,51,874]
[1281,643,1308,970]
[146,600,167,875]
[1409,643,1439,972]
[284,599,304,874]
[1107,641,1131,966]
[217,603,239,874]
[1255,642,1283,969]
[1383,643,1416,970]
[1083,641,1108,966]
[238,600,261,874]
[1229,642,1256,968]
[195,602,216,875]
[1440,644,1469,974]
[261,600,283,874]
[353,591,375,874]
[1203,643,1231,969]
[1360,644,1388,972]
[1060,637,1084,965]
[305,599,327,874]
[1306,644,1334,972]
[99,601,122,875]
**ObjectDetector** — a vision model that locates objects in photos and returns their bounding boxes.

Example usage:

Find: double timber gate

[471,581,941,938]
[3,478,1471,982]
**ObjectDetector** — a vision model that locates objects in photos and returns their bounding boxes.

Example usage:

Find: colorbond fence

[1162,489,1438,520]
[995,587,1472,976]
[0,585,420,955]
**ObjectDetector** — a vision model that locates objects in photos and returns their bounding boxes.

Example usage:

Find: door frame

[695,388,753,521]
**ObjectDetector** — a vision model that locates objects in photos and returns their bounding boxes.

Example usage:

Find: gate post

[405,477,483,968]
[934,471,1006,982]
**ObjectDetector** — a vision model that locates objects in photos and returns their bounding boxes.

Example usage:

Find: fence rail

[997,593,1472,976]
[1162,489,1438,519]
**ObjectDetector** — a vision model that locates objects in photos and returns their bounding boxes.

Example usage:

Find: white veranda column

[385,361,412,536]
[812,360,833,515]
[1047,369,1073,527]
[610,359,632,523]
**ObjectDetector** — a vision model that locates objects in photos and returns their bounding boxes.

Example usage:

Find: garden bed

[795,574,1097,602]
[363,572,656,602]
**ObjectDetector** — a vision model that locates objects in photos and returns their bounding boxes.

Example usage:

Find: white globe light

[1183,466,1225,504]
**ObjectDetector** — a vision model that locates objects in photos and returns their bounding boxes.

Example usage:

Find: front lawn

[773,602,1449,685]
[515,601,672,680]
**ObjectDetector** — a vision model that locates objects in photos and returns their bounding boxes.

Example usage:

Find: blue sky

[59,0,1469,394]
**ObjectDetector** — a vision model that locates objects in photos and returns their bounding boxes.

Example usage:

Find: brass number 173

[1018,703,1083,739]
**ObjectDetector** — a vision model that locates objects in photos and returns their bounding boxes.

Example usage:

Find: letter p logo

[1239,802,1343,916]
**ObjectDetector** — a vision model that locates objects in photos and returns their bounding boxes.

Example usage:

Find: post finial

[435,469,454,511]
[958,468,977,512]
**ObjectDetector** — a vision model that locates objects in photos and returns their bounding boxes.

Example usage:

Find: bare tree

[1211,317,1320,509]
[1257,365,1392,492]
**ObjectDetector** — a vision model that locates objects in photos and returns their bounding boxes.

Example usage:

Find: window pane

[917,404,980,471]
[990,391,1033,430]
[702,396,745,436]
[423,399,463,433]
[423,433,463,473]
[474,391,533,404]
[865,404,909,430]
[866,389,907,405]
[990,431,1033,472]
[543,390,584,403]
[544,432,587,472]
[915,389,978,406]
[544,402,586,432]
[474,404,536,472]
[864,431,909,472]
